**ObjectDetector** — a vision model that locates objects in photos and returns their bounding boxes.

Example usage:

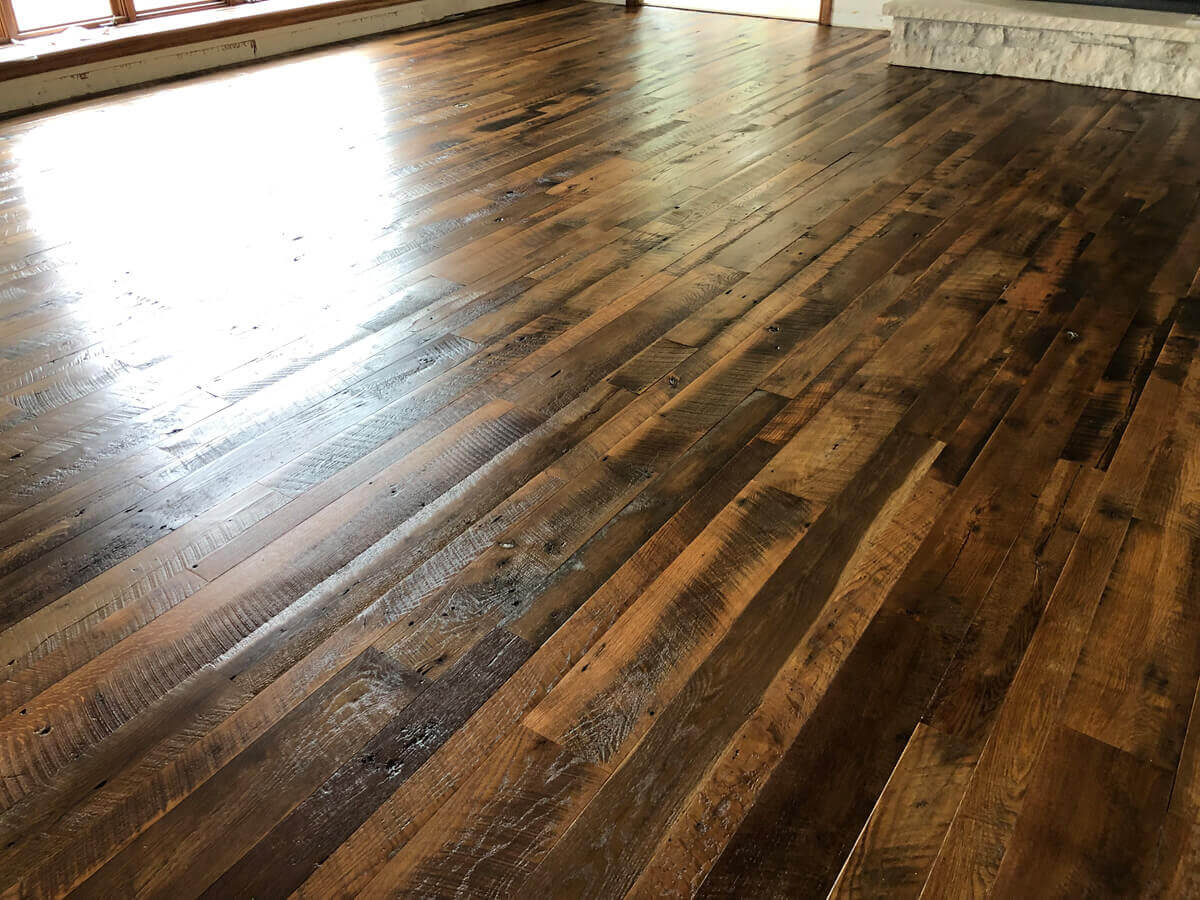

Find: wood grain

[0,4,1196,897]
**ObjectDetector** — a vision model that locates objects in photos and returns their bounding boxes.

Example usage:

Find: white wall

[829,0,889,29]
[586,0,890,30]
[0,0,516,115]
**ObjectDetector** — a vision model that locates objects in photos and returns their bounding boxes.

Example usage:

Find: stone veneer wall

[884,0,1200,99]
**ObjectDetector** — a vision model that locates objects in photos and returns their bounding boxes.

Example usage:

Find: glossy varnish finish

[0,3,1198,896]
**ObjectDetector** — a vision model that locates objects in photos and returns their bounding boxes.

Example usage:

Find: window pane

[12,0,113,31]
[133,0,200,10]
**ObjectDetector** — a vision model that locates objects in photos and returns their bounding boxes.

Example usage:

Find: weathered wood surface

[0,2,1197,897]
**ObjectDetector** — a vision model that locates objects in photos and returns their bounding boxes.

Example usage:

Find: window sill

[0,0,421,79]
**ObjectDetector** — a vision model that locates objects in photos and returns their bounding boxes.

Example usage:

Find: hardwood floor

[0,2,1198,896]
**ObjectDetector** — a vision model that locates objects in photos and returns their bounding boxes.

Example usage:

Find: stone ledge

[885,0,1200,98]
[884,0,1200,40]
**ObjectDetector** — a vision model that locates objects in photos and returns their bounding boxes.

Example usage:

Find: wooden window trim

[112,0,139,23]
[0,0,236,44]
[0,0,438,74]
[0,3,15,42]
[7,14,120,42]
[119,0,233,25]
[0,0,23,41]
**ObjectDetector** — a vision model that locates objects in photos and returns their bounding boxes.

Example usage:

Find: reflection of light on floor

[12,51,394,369]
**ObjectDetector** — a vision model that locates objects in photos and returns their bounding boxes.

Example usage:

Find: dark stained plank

[697,179,1200,898]
[990,726,1172,898]
[358,726,606,898]
[204,628,533,899]
[68,649,426,899]
[1061,518,1200,770]
[827,723,977,899]
[0,3,1195,898]
[921,296,1200,898]
[922,459,1103,748]
[521,429,945,899]
[627,466,949,899]
[1149,677,1200,898]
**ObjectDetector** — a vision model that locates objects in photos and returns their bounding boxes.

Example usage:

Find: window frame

[0,0,236,42]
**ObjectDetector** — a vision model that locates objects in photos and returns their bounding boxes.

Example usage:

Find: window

[0,0,237,41]
[131,0,229,16]
[12,0,112,32]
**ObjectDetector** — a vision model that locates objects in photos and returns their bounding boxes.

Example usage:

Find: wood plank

[205,627,532,899]
[0,5,1195,897]
[1061,519,1200,770]
[921,303,1198,898]
[990,726,1172,898]
[827,724,977,899]
[359,725,606,898]
[68,649,426,899]
[526,430,946,899]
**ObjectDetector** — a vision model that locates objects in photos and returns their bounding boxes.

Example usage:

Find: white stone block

[1182,64,1200,96]
[1127,58,1185,91]
[922,19,978,43]
[999,46,1057,78]
[930,43,997,70]
[972,24,1005,46]
[886,0,1200,99]
[892,43,937,66]
[1066,40,1133,74]
[1003,26,1058,49]
[1134,37,1190,60]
